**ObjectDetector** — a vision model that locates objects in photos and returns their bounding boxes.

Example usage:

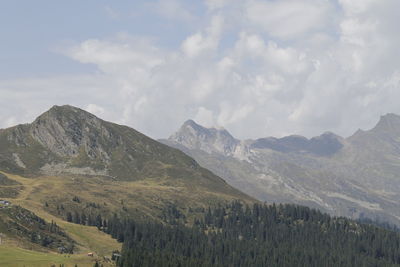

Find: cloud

[181,15,224,57]
[67,36,164,69]
[194,107,214,127]
[2,0,400,140]
[0,74,118,129]
[151,0,195,21]
[246,0,335,39]
[338,0,379,15]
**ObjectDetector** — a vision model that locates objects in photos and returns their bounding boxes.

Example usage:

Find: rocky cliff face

[30,105,114,159]
[163,114,400,225]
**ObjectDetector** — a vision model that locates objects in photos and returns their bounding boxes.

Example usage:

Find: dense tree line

[358,217,400,233]
[61,201,400,266]
[111,202,400,267]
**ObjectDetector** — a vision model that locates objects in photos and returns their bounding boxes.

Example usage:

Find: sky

[1,0,400,139]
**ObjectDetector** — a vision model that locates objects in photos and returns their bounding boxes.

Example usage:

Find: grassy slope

[0,246,100,267]
[0,106,255,265]
[0,171,121,267]
[0,170,254,266]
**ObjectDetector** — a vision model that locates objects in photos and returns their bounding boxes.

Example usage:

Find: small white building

[0,200,10,206]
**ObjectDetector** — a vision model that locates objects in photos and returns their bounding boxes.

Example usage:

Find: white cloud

[67,37,164,69]
[152,0,194,21]
[218,102,254,125]
[246,0,335,39]
[181,15,224,57]
[2,0,400,140]
[338,0,379,15]
[194,107,214,127]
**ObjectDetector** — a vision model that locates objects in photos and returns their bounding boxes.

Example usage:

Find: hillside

[0,105,252,205]
[0,105,253,265]
[162,115,400,225]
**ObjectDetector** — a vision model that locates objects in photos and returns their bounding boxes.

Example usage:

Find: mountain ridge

[162,113,400,225]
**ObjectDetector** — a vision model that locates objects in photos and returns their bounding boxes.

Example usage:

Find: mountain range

[161,114,400,225]
[1,105,400,266]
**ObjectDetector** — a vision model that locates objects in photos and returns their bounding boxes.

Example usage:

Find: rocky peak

[372,113,400,134]
[30,105,113,158]
[169,120,240,156]
[33,105,99,127]
[347,113,400,154]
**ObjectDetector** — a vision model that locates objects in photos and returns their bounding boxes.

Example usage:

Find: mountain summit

[30,105,114,158]
[371,113,400,134]
[168,119,241,156]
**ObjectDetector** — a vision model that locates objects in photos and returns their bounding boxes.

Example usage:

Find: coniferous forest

[93,202,400,267]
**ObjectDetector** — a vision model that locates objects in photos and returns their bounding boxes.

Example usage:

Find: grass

[0,171,121,266]
[0,245,105,267]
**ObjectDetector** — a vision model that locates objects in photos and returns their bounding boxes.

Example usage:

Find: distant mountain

[161,115,400,225]
[169,120,241,156]
[250,132,343,156]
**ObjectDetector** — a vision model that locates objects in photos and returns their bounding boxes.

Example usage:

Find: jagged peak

[347,113,400,141]
[49,104,80,111]
[380,113,400,120]
[169,119,239,156]
[174,120,236,140]
[33,105,100,127]
[40,104,94,117]
[181,119,208,133]
[373,113,400,131]
[182,119,199,127]
[28,105,111,158]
